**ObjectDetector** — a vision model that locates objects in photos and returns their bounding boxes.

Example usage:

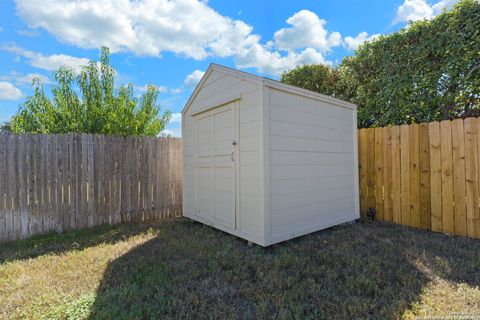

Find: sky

[0,0,459,136]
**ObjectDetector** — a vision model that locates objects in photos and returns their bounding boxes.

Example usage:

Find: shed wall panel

[238,88,263,238]
[183,69,264,242]
[267,88,358,241]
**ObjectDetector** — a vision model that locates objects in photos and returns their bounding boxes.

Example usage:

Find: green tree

[0,122,12,133]
[11,47,171,136]
[280,63,358,105]
[280,64,341,97]
[281,0,480,128]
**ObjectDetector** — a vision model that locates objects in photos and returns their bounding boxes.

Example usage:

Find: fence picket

[374,128,384,220]
[0,134,6,241]
[476,118,480,238]
[69,134,76,230]
[382,127,392,222]
[8,135,17,239]
[464,118,478,238]
[62,134,70,232]
[366,129,376,212]
[4,134,13,241]
[391,126,401,224]
[400,125,410,225]
[440,120,454,234]
[113,138,120,224]
[32,135,41,235]
[429,122,442,232]
[452,119,467,236]
[358,129,368,216]
[12,135,21,239]
[175,139,182,216]
[57,135,65,232]
[419,123,431,230]
[19,134,28,238]
[26,135,34,235]
[157,139,164,219]
[409,123,421,228]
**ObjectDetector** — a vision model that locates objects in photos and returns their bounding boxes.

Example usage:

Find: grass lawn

[0,218,479,319]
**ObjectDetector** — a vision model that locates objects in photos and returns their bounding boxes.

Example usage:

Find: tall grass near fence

[0,133,182,242]
[358,117,480,239]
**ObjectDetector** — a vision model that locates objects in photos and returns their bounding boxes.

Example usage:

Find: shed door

[195,102,237,229]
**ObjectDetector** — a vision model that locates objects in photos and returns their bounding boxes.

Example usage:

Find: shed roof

[182,63,357,115]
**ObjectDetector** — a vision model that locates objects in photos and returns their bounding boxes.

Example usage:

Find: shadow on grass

[90,219,480,319]
[0,223,156,264]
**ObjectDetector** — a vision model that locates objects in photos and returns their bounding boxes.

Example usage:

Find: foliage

[11,47,171,136]
[0,122,12,133]
[281,0,480,128]
[280,64,341,97]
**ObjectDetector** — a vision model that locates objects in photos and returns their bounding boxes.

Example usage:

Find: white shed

[182,64,359,246]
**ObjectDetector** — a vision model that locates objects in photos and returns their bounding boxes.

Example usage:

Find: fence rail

[0,133,182,242]
[358,118,480,239]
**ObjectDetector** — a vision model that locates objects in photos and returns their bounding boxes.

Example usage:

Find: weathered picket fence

[0,133,182,242]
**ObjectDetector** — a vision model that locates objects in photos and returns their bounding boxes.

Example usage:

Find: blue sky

[0,0,458,136]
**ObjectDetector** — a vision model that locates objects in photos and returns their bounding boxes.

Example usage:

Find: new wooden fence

[0,133,182,242]
[358,118,480,239]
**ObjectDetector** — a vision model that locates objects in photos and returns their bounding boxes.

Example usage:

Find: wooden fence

[0,133,182,242]
[5,119,480,242]
[359,117,480,239]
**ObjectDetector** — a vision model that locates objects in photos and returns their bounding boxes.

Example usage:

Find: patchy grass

[0,219,479,319]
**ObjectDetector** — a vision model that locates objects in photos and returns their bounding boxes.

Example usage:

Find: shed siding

[182,113,195,216]
[238,87,264,238]
[183,70,264,240]
[267,88,357,240]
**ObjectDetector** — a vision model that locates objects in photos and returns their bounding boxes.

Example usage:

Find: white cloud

[14,0,375,76]
[396,0,434,22]
[170,112,182,124]
[184,70,205,87]
[134,84,168,93]
[274,10,341,52]
[156,86,168,93]
[208,21,259,58]
[170,88,182,94]
[16,72,52,85]
[15,0,256,60]
[17,28,40,37]
[235,46,327,76]
[0,82,23,100]
[3,45,89,72]
[432,0,459,11]
[395,0,459,23]
[162,127,182,137]
[344,32,380,51]
[233,10,343,76]
[0,71,52,85]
